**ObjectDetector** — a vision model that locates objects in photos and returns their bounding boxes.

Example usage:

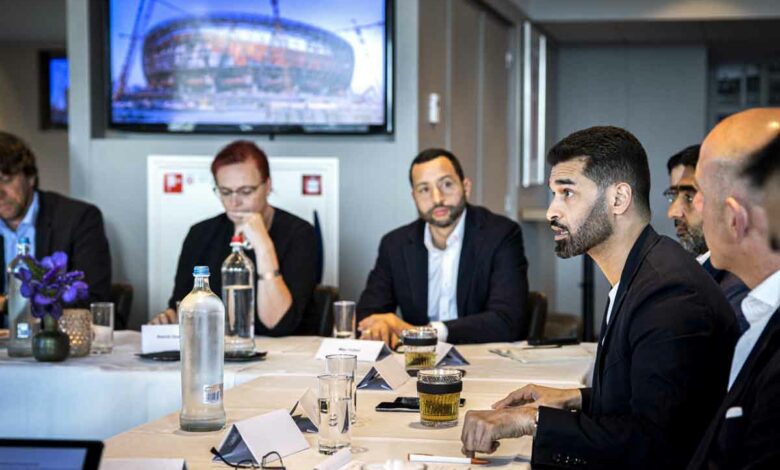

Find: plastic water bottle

[7,238,39,357]
[179,266,226,432]
[222,235,256,357]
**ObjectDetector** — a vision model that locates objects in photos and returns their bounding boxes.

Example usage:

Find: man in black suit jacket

[687,109,780,469]
[461,126,738,468]
[664,145,749,328]
[356,148,528,346]
[0,132,112,319]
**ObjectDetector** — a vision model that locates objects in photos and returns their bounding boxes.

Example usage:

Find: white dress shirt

[599,282,621,344]
[606,281,620,325]
[728,269,780,390]
[425,210,467,342]
[696,251,711,265]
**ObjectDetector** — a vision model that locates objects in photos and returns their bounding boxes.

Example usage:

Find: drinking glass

[91,302,114,354]
[332,301,356,339]
[401,327,438,372]
[59,309,92,357]
[325,354,358,424]
[417,368,463,428]
[317,374,351,454]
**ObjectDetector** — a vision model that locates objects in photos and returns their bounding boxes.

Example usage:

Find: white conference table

[97,335,595,469]
[0,332,596,468]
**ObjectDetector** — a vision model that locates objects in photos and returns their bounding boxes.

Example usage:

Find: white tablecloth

[1,332,596,468]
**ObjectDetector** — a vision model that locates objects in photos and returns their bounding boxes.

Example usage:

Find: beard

[552,193,614,259]
[674,220,708,255]
[419,195,467,228]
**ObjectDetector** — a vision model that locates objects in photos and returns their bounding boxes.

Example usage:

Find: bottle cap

[193,266,210,276]
[230,234,243,244]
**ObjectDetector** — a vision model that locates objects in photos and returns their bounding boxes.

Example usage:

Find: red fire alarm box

[302,175,322,196]
[164,173,183,193]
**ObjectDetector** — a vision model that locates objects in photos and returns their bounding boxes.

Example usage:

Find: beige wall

[0,43,69,195]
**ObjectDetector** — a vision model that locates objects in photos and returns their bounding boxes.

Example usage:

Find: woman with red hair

[150,140,316,336]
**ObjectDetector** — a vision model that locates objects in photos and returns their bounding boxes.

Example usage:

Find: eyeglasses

[210,447,286,469]
[214,183,263,199]
[663,185,697,205]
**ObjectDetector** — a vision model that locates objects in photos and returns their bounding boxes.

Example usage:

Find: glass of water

[317,374,351,454]
[326,354,358,424]
[332,301,356,339]
[90,302,114,354]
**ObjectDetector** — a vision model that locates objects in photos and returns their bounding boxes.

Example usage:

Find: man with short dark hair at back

[356,148,529,346]
[460,126,738,468]
[665,145,749,328]
[687,109,780,469]
[0,132,112,323]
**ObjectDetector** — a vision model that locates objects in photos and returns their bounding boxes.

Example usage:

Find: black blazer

[687,307,780,469]
[0,190,112,305]
[168,209,316,336]
[356,204,529,343]
[532,225,739,469]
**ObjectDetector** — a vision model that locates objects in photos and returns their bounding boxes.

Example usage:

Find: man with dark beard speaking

[460,127,738,468]
[356,148,529,346]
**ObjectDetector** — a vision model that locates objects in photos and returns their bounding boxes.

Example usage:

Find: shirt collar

[742,269,780,326]
[696,251,711,265]
[0,191,39,232]
[424,208,467,252]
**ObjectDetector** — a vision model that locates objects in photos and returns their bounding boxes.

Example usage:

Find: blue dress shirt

[0,191,39,275]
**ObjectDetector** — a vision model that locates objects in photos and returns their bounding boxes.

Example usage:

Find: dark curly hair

[0,131,38,189]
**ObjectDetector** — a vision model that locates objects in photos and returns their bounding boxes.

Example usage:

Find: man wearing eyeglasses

[150,140,317,336]
[356,148,529,347]
[665,145,749,330]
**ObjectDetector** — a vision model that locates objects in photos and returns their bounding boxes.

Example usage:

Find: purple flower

[13,252,89,320]
[41,252,68,272]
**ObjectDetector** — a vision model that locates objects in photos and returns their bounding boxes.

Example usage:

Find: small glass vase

[58,309,92,357]
[33,315,70,362]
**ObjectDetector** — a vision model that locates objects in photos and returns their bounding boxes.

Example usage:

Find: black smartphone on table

[526,336,580,347]
[375,396,466,412]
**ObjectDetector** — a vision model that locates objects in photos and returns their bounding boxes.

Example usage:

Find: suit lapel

[594,225,659,379]
[0,236,5,292]
[693,308,780,465]
[404,221,428,320]
[723,308,780,404]
[35,192,53,261]
[456,208,479,318]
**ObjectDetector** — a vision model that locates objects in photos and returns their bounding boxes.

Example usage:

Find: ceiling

[538,19,780,61]
[539,18,780,44]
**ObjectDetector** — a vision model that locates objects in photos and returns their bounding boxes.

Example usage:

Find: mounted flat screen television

[40,51,69,129]
[107,0,393,134]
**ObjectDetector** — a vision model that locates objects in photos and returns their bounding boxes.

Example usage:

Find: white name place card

[435,341,469,366]
[292,388,319,433]
[315,338,392,362]
[100,458,186,470]
[314,448,352,470]
[357,355,410,390]
[141,324,180,354]
[214,409,309,466]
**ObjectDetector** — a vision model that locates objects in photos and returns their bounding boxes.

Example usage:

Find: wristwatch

[257,269,281,280]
